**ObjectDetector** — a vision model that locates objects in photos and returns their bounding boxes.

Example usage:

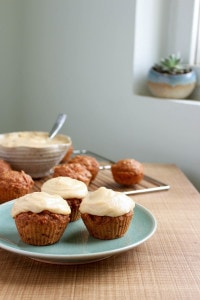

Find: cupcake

[61,144,74,163]
[53,163,92,186]
[11,192,71,246]
[69,155,99,181]
[0,159,12,173]
[41,176,88,222]
[80,187,135,240]
[111,159,144,186]
[0,170,34,204]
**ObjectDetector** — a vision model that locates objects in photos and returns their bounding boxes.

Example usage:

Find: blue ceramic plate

[0,201,157,264]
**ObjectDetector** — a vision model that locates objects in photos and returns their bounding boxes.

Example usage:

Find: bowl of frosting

[0,131,72,178]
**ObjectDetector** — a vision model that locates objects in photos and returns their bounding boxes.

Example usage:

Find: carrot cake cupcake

[111,159,144,186]
[11,192,71,246]
[0,159,12,174]
[61,144,74,163]
[69,155,99,181]
[41,176,88,222]
[53,163,92,186]
[80,187,135,240]
[0,170,34,204]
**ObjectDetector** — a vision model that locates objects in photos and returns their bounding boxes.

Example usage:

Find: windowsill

[172,98,200,105]
[135,92,200,106]
[133,0,198,105]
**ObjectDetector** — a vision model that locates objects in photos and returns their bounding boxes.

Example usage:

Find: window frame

[133,0,200,99]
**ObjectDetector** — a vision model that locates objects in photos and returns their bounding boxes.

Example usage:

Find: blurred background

[0,0,200,190]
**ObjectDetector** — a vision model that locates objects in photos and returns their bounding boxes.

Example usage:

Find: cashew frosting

[79,187,135,217]
[11,192,71,217]
[41,177,88,199]
[0,131,70,148]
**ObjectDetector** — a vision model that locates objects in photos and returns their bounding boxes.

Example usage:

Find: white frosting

[79,187,135,217]
[11,192,71,217]
[41,177,88,199]
[0,131,70,148]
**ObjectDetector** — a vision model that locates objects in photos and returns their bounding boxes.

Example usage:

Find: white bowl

[0,131,72,178]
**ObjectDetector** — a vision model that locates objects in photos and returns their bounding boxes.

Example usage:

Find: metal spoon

[49,113,67,139]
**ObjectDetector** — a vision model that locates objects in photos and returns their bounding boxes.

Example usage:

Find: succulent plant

[153,54,191,75]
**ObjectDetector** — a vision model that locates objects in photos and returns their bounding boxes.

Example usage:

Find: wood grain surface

[0,163,200,300]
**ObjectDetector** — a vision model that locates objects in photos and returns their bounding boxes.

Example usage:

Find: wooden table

[0,163,200,299]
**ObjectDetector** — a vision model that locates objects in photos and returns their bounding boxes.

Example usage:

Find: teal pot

[147,68,197,99]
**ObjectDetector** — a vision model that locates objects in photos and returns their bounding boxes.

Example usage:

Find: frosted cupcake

[41,176,88,222]
[11,192,71,246]
[79,187,135,240]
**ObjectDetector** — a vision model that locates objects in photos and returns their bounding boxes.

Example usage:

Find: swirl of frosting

[11,192,71,217]
[41,176,88,199]
[79,187,135,217]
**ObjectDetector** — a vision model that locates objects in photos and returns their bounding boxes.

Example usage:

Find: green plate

[0,201,157,264]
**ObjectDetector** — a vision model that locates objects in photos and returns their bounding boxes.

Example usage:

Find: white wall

[0,1,22,131]
[0,0,200,191]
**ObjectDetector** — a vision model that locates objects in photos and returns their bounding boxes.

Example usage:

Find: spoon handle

[49,113,67,139]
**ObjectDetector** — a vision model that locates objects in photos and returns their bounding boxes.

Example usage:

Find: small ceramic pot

[147,68,196,99]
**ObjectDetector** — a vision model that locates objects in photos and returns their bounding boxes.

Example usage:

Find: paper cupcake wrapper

[69,209,81,222]
[15,214,70,246]
[66,198,82,222]
[81,211,134,240]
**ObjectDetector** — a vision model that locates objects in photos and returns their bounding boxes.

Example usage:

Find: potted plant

[147,54,196,99]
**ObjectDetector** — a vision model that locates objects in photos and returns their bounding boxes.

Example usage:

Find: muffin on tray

[69,155,99,181]
[53,162,92,186]
[111,159,144,186]
[0,159,12,174]
[80,187,135,240]
[41,176,88,222]
[0,170,34,204]
[61,144,74,163]
[11,192,71,246]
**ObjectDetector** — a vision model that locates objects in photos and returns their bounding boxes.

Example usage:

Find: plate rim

[0,201,157,262]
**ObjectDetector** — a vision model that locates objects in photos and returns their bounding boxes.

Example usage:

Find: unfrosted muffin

[41,176,88,222]
[53,163,92,186]
[80,187,135,240]
[61,144,74,163]
[11,192,71,246]
[0,159,12,174]
[69,155,99,181]
[111,159,144,186]
[0,170,34,204]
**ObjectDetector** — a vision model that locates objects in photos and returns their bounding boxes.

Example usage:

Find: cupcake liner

[66,198,82,222]
[15,211,70,246]
[81,211,134,240]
